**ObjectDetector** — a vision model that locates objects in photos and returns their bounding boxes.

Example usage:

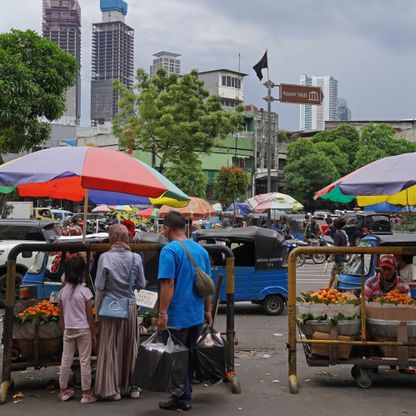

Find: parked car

[0,219,61,307]
[343,212,392,246]
[195,227,288,315]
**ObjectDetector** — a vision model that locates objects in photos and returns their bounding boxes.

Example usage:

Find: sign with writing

[135,289,158,309]
[280,83,323,105]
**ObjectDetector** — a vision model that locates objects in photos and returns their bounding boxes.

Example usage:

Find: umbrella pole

[82,190,89,242]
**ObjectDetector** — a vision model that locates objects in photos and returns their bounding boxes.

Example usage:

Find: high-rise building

[198,69,247,109]
[336,97,352,121]
[91,0,134,126]
[299,74,338,131]
[150,51,181,76]
[42,0,81,126]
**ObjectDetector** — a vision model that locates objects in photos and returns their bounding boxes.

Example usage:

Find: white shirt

[399,263,416,282]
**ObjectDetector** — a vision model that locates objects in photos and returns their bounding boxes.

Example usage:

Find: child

[58,255,96,404]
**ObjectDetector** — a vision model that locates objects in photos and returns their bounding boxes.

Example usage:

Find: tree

[213,166,248,209]
[0,30,78,156]
[113,68,243,172]
[164,160,207,199]
[284,150,339,209]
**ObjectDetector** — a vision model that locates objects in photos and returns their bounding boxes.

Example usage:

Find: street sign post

[279,83,323,105]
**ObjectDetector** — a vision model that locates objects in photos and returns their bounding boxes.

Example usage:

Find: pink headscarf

[109,224,130,250]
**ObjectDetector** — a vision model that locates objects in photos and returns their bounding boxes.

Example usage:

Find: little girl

[58,255,96,404]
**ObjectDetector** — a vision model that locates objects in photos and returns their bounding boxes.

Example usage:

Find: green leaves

[285,123,416,209]
[113,68,243,172]
[213,166,248,209]
[0,29,78,153]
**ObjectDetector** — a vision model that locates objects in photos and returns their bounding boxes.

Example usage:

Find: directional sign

[279,83,323,105]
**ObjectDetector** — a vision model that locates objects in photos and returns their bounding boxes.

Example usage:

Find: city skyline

[2,0,416,130]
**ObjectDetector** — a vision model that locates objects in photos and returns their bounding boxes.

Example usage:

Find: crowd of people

[57,211,211,410]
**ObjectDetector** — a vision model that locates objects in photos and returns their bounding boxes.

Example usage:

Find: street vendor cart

[1,241,240,403]
[288,244,416,393]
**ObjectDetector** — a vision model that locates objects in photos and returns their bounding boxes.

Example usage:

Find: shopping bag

[133,331,188,393]
[195,327,227,385]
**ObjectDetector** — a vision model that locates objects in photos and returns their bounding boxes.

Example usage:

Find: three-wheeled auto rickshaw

[337,233,416,297]
[195,226,288,315]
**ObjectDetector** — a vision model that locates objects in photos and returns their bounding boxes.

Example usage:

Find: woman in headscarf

[94,224,146,400]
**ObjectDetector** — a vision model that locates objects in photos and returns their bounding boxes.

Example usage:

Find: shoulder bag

[179,241,215,297]
[98,252,135,320]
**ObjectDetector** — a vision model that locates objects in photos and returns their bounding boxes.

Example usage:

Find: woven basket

[15,337,62,360]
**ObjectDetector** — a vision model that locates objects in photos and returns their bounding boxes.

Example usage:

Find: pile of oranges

[373,290,414,305]
[17,300,59,321]
[308,288,350,304]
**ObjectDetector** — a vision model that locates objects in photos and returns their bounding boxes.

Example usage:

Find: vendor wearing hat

[365,254,410,298]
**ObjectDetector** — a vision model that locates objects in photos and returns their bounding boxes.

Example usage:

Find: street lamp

[263,80,277,193]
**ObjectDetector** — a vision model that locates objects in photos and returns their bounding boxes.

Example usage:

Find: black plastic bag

[195,327,227,385]
[133,331,188,393]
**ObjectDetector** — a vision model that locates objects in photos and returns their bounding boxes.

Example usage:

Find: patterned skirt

[94,304,138,397]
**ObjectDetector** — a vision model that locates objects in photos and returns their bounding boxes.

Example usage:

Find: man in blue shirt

[157,211,212,411]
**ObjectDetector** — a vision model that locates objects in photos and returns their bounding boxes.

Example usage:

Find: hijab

[109,224,130,250]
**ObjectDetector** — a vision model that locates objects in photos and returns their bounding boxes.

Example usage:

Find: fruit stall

[287,245,416,394]
[0,241,240,403]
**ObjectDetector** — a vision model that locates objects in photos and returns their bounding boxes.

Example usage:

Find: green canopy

[319,185,355,203]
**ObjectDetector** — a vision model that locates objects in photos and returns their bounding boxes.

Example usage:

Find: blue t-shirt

[158,239,211,329]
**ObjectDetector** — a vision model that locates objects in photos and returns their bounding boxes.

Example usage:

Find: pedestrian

[94,224,146,400]
[328,218,348,288]
[397,255,416,286]
[157,211,212,411]
[58,255,96,404]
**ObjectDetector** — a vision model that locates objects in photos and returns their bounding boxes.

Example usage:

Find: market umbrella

[91,204,112,213]
[253,200,291,212]
[138,207,159,219]
[314,152,416,206]
[0,146,189,236]
[225,203,251,217]
[247,192,303,211]
[158,197,216,220]
[109,205,133,212]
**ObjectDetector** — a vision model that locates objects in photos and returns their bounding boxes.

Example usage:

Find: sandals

[59,389,75,402]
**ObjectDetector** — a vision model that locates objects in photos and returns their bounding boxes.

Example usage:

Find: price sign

[135,289,158,308]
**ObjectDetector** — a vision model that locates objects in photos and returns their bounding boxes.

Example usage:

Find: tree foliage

[213,166,248,209]
[284,123,416,209]
[113,68,244,172]
[0,29,78,155]
[165,160,207,199]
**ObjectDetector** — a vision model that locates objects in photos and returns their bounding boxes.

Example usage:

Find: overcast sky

[2,0,416,130]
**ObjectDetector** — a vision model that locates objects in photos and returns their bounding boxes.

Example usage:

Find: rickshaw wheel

[354,367,374,389]
[0,381,10,404]
[262,295,285,316]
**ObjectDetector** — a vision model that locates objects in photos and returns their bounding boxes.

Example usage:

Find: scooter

[286,235,308,267]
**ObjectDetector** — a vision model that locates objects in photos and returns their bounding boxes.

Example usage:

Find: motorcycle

[303,235,334,265]
[286,235,308,267]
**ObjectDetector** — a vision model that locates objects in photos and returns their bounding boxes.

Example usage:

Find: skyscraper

[150,51,181,76]
[91,0,134,126]
[42,0,81,126]
[299,74,338,131]
[336,97,352,121]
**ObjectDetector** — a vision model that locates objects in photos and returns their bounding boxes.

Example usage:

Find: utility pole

[263,79,276,194]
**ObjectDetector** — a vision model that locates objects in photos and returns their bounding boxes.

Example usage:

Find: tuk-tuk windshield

[342,241,372,276]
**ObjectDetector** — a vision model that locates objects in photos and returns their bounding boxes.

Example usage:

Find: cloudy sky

[2,0,416,129]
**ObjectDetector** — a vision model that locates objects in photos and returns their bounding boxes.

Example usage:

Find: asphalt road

[2,262,416,415]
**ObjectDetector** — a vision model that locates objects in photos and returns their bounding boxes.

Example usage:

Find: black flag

[253,51,268,81]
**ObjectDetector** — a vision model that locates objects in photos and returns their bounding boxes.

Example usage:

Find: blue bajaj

[337,233,416,297]
[195,227,288,315]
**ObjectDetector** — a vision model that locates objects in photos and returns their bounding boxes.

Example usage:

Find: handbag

[98,253,135,320]
[179,241,215,297]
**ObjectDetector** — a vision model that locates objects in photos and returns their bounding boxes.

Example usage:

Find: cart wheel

[0,381,10,404]
[230,376,241,394]
[312,254,326,264]
[296,255,305,267]
[355,368,373,389]
[288,374,299,394]
[262,295,285,316]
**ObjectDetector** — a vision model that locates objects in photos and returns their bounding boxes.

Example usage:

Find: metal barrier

[288,245,416,394]
[0,242,240,403]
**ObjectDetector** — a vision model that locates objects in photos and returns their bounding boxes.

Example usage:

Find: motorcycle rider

[304,216,322,242]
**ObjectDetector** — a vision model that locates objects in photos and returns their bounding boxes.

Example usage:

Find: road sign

[279,83,323,105]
